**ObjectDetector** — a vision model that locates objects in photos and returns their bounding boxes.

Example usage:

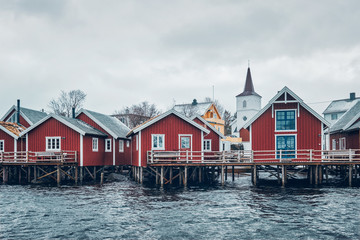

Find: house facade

[0,121,26,154]
[243,87,330,161]
[127,110,210,167]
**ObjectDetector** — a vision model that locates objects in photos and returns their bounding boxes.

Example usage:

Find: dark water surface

[1,176,360,239]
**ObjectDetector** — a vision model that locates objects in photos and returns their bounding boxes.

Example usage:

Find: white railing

[0,150,77,163]
[147,149,360,164]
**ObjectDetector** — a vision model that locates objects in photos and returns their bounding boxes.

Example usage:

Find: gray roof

[80,109,130,139]
[173,102,212,117]
[323,98,359,114]
[330,101,360,133]
[20,107,48,125]
[58,115,107,137]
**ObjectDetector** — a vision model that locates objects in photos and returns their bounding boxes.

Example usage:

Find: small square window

[203,140,211,151]
[92,138,98,152]
[105,139,112,152]
[152,135,165,150]
[46,137,61,151]
[126,141,130,148]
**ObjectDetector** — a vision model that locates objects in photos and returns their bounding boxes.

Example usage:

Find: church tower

[235,67,262,137]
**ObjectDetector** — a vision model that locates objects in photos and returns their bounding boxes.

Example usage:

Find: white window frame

[119,139,124,152]
[105,139,112,152]
[0,140,4,152]
[275,134,297,159]
[332,139,337,150]
[46,137,61,151]
[126,141,130,148]
[275,109,297,132]
[203,139,211,152]
[92,138,98,152]
[339,137,346,150]
[152,134,165,150]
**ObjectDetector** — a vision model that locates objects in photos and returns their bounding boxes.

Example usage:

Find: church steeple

[236,67,260,97]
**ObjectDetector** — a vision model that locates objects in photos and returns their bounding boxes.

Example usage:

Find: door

[276,135,296,159]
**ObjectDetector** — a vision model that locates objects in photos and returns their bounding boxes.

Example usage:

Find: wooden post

[281,165,286,187]
[93,166,96,181]
[33,166,37,182]
[349,165,353,187]
[27,167,31,183]
[199,167,202,183]
[253,165,257,186]
[277,166,281,184]
[319,166,323,184]
[325,166,329,183]
[179,168,182,186]
[354,165,358,180]
[169,167,173,184]
[18,167,22,184]
[75,166,78,185]
[57,166,61,187]
[80,166,83,184]
[140,167,143,184]
[3,167,8,183]
[315,165,319,185]
[160,166,164,187]
[184,166,188,187]
[221,166,225,186]
[309,166,313,185]
[225,166,228,181]
[100,172,104,185]
[232,166,235,181]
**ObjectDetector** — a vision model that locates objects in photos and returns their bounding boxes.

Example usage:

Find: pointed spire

[236,67,261,97]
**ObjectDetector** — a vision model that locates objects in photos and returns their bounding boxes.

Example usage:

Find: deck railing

[147,149,360,164]
[0,151,77,163]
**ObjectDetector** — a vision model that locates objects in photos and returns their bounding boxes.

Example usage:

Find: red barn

[76,109,131,166]
[0,122,26,156]
[243,87,330,162]
[126,110,210,167]
[21,114,107,166]
[192,115,225,152]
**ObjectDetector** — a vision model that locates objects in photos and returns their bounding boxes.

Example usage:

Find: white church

[230,67,262,150]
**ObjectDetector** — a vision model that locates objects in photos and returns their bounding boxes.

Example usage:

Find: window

[180,136,190,149]
[213,113,217,119]
[0,140,4,152]
[203,140,211,151]
[46,137,61,151]
[243,100,247,108]
[276,110,296,131]
[126,141,130,148]
[119,140,124,152]
[152,134,165,150]
[331,114,338,120]
[339,137,346,150]
[105,139,112,152]
[92,138,98,152]
[332,139,337,150]
[276,135,296,159]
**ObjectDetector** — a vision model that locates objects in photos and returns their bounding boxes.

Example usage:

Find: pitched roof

[0,121,26,139]
[243,86,330,129]
[0,105,47,126]
[330,101,360,133]
[77,109,130,139]
[20,114,107,137]
[173,102,213,117]
[191,115,225,138]
[323,98,359,114]
[236,67,261,97]
[127,109,210,136]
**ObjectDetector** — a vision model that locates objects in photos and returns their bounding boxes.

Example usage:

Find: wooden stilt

[325,166,329,183]
[3,167,8,183]
[349,165,353,187]
[253,165,257,186]
[315,165,319,185]
[155,167,159,185]
[93,166,96,181]
[140,167,143,184]
[309,166,313,185]
[225,166,228,181]
[221,166,225,186]
[169,167,173,184]
[57,166,61,187]
[33,166,37,182]
[354,165,358,180]
[100,172,104,185]
[80,166,83,184]
[18,167,22,184]
[184,166,188,187]
[160,166,164,187]
[179,168,182,186]
[75,166,78,185]
[199,167,202,183]
[28,167,31,183]
[277,166,281,184]
[281,165,286,187]
[232,166,235,181]
[319,166,323,184]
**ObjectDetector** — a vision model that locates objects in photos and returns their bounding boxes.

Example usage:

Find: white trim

[92,138,99,152]
[178,134,193,151]
[249,125,252,150]
[275,109,297,132]
[113,138,116,165]
[151,134,165,150]
[243,86,330,129]
[14,139,17,153]
[45,137,61,151]
[26,133,28,152]
[126,140,130,148]
[0,105,15,121]
[321,122,324,151]
[119,139,124,152]
[275,134,297,159]
[80,134,83,166]
[105,139,112,152]
[201,131,204,160]
[0,140,4,152]
[219,136,222,151]
[138,131,141,167]
[136,135,139,151]
[0,125,20,139]
[339,137,346,150]
[203,139,211,151]
[297,102,300,117]
[128,109,210,136]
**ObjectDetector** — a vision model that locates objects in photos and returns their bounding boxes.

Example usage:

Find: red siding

[193,118,220,151]
[330,131,360,150]
[83,136,105,166]
[134,114,204,167]
[240,128,250,142]
[251,103,323,161]
[0,130,16,152]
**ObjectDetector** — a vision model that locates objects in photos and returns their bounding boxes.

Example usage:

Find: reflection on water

[1,176,360,239]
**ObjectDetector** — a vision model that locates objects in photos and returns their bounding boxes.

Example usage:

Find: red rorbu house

[329,100,360,151]
[242,86,330,162]
[191,115,225,152]
[76,109,131,166]
[126,109,210,167]
[20,114,108,166]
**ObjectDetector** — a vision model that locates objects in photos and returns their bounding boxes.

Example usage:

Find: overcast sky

[1,0,359,117]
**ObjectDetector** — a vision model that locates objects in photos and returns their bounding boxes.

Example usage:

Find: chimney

[17,99,20,125]
[350,92,356,101]
[192,99,198,106]
[72,107,76,118]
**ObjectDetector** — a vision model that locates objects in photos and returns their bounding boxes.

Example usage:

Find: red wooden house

[20,114,108,166]
[126,110,210,167]
[329,100,360,151]
[243,87,330,161]
[192,115,225,152]
[76,109,131,166]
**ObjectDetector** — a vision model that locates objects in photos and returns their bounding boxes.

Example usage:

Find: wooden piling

[225,166,228,181]
[169,167,173,184]
[349,165,353,187]
[140,167,143,184]
[199,167,202,183]
[179,168,182,186]
[75,166,78,185]
[184,166,188,187]
[160,166,164,187]
[281,165,286,187]
[315,165,318,185]
[80,166,83,184]
[3,167,8,183]
[221,166,225,186]
[325,166,329,183]
[18,167,22,184]
[33,166,37,182]
[155,167,159,185]
[232,166,235,181]
[309,166,313,185]
[277,166,281,184]
[253,165,257,186]
[100,172,104,185]
[57,166,61,187]
[27,167,31,183]
[93,166,96,181]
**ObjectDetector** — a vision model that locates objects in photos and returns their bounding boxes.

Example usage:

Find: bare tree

[49,90,87,117]
[204,97,224,117]
[113,101,161,128]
